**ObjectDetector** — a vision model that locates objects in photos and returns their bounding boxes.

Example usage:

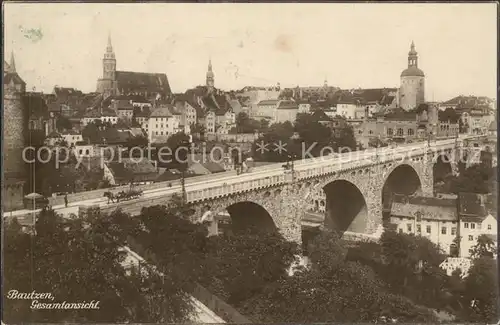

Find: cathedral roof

[401,66,425,77]
[4,72,26,87]
[115,71,171,96]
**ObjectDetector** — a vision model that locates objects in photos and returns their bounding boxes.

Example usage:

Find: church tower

[103,34,116,80]
[206,58,215,92]
[96,33,117,96]
[399,41,425,111]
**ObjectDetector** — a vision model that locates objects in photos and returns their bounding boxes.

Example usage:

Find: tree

[378,230,449,309]
[449,164,496,194]
[252,121,295,162]
[235,112,262,134]
[56,116,72,131]
[3,208,193,323]
[462,257,499,322]
[126,135,148,152]
[469,234,496,259]
[239,230,438,323]
[200,231,298,305]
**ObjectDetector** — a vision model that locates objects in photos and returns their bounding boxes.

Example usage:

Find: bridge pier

[273,184,303,245]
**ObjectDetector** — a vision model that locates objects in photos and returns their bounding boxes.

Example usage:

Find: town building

[389,194,458,255]
[96,35,172,100]
[388,193,497,258]
[457,193,497,258]
[104,158,158,186]
[274,100,299,124]
[399,42,425,111]
[147,104,180,143]
[82,107,118,126]
[60,130,83,147]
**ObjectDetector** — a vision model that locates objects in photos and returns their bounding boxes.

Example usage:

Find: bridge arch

[322,179,368,235]
[433,152,453,186]
[382,163,423,212]
[225,201,277,235]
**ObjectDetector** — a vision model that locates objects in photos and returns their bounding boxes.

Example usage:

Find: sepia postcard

[2,2,498,324]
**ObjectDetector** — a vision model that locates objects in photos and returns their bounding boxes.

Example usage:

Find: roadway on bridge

[5,137,472,220]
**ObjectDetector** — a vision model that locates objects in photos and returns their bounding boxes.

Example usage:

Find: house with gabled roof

[147,104,180,143]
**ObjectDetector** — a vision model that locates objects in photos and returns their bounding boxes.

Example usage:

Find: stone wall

[400,76,425,110]
[3,181,25,211]
[3,86,26,180]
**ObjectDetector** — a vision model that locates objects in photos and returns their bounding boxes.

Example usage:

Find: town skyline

[4,3,497,101]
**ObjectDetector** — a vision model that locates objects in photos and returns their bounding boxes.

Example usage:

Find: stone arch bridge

[82,137,486,244]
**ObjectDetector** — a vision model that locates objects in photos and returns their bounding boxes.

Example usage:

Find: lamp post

[178,139,190,206]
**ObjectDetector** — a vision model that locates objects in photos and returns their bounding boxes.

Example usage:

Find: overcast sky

[4,3,497,101]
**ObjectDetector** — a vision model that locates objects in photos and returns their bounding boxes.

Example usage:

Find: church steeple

[106,33,113,53]
[206,58,215,91]
[408,41,418,68]
[9,51,16,73]
[103,33,116,81]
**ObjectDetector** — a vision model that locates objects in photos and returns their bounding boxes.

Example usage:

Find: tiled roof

[458,192,489,217]
[54,87,83,98]
[150,105,173,118]
[188,162,211,175]
[443,96,493,111]
[134,106,151,118]
[393,194,456,207]
[258,99,279,106]
[391,201,457,221]
[228,99,242,112]
[201,162,226,173]
[88,128,132,145]
[112,99,134,110]
[277,100,298,110]
[84,108,117,118]
[61,130,81,136]
[107,159,158,183]
[116,71,171,96]
[46,131,62,138]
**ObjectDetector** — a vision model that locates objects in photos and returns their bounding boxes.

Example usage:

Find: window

[471,223,475,229]
[369,130,373,135]
[464,223,469,228]
[79,150,83,155]
[85,149,89,155]
[426,225,431,233]
[451,227,456,235]
[408,129,414,136]
[477,223,481,230]
[358,130,362,134]
[488,224,492,230]
[397,128,403,136]
[155,131,158,135]
[156,124,158,128]
[417,224,421,233]
[468,235,473,241]
[441,227,447,235]
[407,224,412,232]
[160,131,163,135]
[387,128,393,136]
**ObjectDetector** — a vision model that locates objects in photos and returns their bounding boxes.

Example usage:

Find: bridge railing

[182,138,466,203]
